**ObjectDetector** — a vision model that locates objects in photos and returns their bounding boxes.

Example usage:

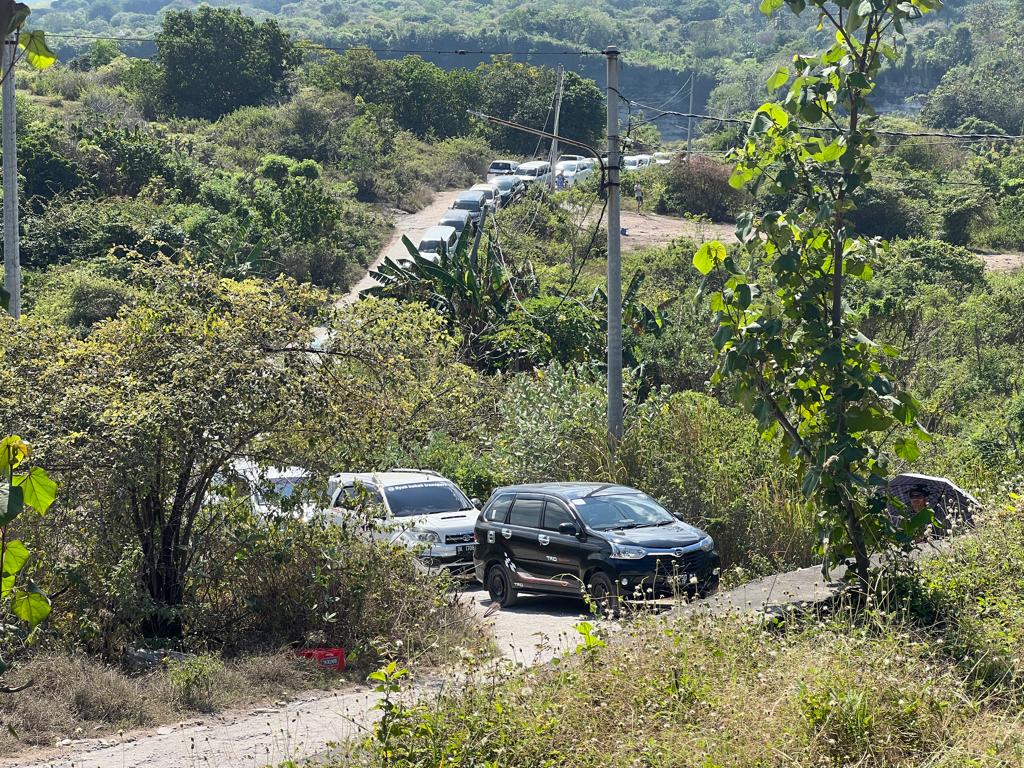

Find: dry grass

[0,651,327,751]
[346,513,1024,767]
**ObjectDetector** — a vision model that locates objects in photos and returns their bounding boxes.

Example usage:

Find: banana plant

[365,225,536,365]
[1,435,57,681]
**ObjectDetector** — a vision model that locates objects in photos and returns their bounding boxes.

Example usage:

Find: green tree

[156,7,300,119]
[694,0,942,586]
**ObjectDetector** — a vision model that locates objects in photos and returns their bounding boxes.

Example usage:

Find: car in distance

[470,182,503,211]
[487,159,520,180]
[474,482,720,611]
[622,155,652,172]
[493,175,526,206]
[437,207,473,238]
[451,189,489,226]
[414,225,459,264]
[329,470,481,573]
[555,159,593,187]
[514,160,552,186]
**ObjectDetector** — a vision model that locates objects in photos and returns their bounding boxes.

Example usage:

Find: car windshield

[573,493,676,531]
[489,162,512,172]
[418,239,442,252]
[454,199,480,210]
[386,482,471,516]
[522,167,541,177]
[495,177,513,189]
[560,163,578,172]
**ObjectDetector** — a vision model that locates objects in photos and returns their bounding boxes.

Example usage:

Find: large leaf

[693,241,727,275]
[1,539,29,578]
[0,435,29,475]
[11,581,50,628]
[12,466,56,514]
[18,30,57,70]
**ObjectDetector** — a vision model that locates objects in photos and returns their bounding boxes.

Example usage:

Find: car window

[418,239,441,252]
[385,481,471,516]
[573,493,675,531]
[334,482,382,508]
[507,497,544,529]
[542,502,574,531]
[485,493,514,522]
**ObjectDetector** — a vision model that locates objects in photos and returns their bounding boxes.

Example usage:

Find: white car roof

[421,225,457,241]
[489,159,519,166]
[471,182,500,192]
[329,471,451,489]
[517,160,549,170]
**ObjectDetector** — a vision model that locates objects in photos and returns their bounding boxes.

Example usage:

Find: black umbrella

[888,472,980,529]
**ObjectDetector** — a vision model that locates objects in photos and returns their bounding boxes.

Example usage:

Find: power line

[42,31,605,56]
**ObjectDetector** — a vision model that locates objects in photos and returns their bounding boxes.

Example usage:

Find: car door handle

[538,534,550,546]
[501,528,512,539]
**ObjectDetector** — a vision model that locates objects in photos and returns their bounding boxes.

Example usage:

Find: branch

[756,379,814,463]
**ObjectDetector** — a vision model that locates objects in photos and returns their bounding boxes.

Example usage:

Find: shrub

[167,655,223,712]
[659,155,746,221]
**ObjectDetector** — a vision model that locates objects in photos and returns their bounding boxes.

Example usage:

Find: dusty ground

[619,209,737,251]
[978,251,1024,272]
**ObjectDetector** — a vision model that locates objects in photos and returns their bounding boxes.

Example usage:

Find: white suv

[327,470,480,572]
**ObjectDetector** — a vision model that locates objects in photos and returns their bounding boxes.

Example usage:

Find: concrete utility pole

[546,64,564,191]
[686,70,695,163]
[2,37,19,318]
[604,46,623,442]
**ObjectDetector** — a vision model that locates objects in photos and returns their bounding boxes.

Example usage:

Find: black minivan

[473,483,720,609]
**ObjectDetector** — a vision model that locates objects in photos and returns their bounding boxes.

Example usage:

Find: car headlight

[405,528,440,544]
[700,536,714,552]
[610,542,647,560]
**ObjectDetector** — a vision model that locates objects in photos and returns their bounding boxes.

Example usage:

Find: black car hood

[602,520,706,548]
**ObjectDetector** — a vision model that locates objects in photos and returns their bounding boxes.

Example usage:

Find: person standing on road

[634,183,645,214]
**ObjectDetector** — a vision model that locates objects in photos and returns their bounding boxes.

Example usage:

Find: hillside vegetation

[0,0,1023,761]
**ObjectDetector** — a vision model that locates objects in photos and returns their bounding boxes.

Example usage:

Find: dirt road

[341,191,463,305]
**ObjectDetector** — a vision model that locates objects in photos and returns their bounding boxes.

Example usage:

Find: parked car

[557,154,586,165]
[474,483,720,611]
[487,159,520,180]
[470,182,503,210]
[493,175,527,207]
[413,225,459,264]
[228,460,328,519]
[329,470,481,573]
[622,155,652,172]
[437,207,473,238]
[514,160,552,186]
[451,189,489,226]
[555,159,593,186]
[653,152,674,165]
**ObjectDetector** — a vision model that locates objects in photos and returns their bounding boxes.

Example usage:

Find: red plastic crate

[297,647,346,672]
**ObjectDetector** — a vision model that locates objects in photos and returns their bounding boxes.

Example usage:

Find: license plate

[456,544,476,555]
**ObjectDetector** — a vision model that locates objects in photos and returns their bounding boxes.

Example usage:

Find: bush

[658,155,746,221]
[167,655,223,712]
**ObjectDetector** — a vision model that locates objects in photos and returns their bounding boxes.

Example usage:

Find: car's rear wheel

[587,571,620,618]
[486,563,519,608]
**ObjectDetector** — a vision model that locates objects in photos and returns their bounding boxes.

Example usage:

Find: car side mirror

[558,522,580,537]
[471,497,481,508]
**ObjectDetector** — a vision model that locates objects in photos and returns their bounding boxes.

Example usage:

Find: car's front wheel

[587,571,621,618]
[486,563,519,608]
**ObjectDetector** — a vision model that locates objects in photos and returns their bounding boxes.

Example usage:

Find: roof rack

[584,483,619,498]
[388,468,442,477]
